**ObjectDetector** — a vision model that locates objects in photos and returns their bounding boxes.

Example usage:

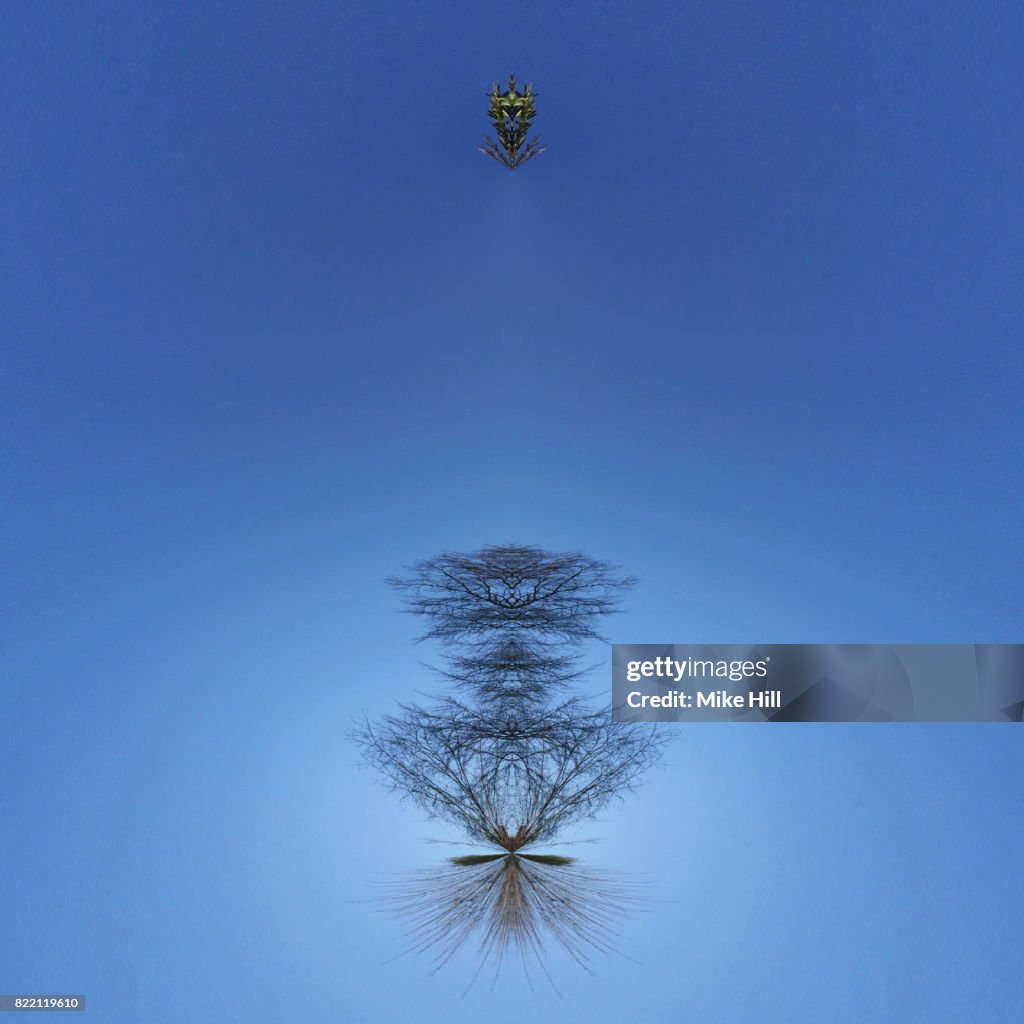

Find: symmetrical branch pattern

[477,75,547,169]
[353,544,663,975]
[388,544,635,705]
[386,854,640,982]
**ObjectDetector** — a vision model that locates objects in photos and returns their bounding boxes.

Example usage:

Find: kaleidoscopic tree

[387,544,634,707]
[478,75,547,169]
[356,694,662,851]
[353,544,663,982]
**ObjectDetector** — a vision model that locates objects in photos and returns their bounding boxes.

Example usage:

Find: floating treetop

[478,74,546,169]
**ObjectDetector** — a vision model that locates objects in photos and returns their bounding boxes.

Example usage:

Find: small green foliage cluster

[478,74,547,169]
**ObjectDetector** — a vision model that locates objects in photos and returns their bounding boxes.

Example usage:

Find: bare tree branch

[353,698,663,850]
[384,854,640,983]
[388,544,635,705]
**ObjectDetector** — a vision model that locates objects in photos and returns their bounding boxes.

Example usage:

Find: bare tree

[388,544,635,705]
[436,638,588,707]
[355,697,662,850]
[354,543,662,980]
[389,544,633,644]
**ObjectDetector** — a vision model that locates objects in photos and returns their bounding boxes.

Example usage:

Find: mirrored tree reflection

[386,853,639,986]
[357,695,661,850]
[355,545,664,982]
[387,545,635,706]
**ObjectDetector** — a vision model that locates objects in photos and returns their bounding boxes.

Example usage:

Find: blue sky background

[2,1,1022,1020]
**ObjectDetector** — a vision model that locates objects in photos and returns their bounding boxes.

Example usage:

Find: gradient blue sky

[2,2,1022,1021]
